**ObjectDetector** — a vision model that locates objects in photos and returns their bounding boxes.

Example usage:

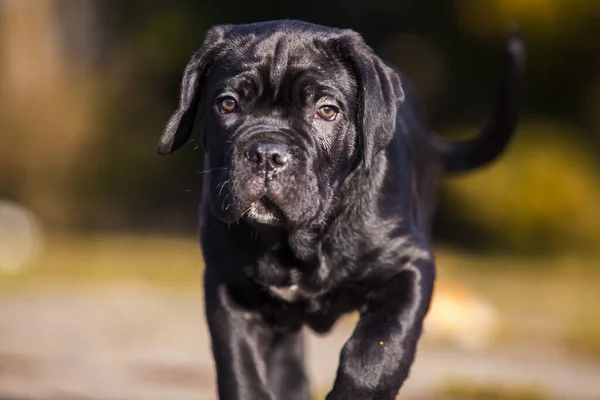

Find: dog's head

[158,20,404,228]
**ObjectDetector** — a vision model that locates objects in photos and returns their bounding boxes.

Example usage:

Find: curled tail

[432,33,526,173]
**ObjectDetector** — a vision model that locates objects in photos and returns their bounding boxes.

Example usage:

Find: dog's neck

[251,152,390,260]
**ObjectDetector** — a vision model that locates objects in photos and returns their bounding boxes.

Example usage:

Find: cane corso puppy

[157,20,524,400]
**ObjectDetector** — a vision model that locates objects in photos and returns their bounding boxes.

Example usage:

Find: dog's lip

[242,195,287,225]
[256,195,286,219]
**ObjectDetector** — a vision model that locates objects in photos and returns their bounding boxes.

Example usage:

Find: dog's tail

[432,32,525,173]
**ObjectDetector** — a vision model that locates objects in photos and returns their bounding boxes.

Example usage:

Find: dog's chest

[251,225,363,304]
[254,247,329,303]
[258,262,322,303]
[268,283,312,302]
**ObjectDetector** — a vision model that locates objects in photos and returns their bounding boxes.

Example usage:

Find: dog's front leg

[204,269,275,400]
[326,258,435,400]
[268,330,311,400]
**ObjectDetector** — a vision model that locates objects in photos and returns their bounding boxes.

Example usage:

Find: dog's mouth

[245,195,286,226]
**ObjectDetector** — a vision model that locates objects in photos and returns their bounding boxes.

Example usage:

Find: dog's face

[158,21,405,228]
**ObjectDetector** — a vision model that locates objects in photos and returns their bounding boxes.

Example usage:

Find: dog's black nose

[245,142,290,171]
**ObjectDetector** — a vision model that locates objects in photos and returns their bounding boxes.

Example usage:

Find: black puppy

[157,20,524,400]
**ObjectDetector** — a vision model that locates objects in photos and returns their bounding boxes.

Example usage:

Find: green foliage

[440,121,600,254]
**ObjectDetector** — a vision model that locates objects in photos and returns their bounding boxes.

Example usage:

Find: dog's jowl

[157,20,524,400]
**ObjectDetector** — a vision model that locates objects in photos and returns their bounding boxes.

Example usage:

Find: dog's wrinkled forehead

[217,20,345,63]
[206,23,357,105]
[157,20,404,164]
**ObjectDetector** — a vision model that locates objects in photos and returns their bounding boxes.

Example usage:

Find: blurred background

[0,0,599,399]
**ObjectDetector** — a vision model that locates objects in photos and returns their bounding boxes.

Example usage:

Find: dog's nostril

[271,153,288,167]
[245,149,261,164]
[245,141,290,171]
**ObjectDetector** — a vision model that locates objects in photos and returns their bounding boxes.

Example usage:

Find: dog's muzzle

[235,138,297,225]
[244,141,290,180]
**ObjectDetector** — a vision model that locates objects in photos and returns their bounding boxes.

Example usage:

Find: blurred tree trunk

[0,0,101,228]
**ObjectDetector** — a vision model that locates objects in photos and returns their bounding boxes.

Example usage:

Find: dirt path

[0,288,598,399]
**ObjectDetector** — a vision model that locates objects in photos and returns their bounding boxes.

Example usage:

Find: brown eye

[219,97,238,113]
[316,105,338,121]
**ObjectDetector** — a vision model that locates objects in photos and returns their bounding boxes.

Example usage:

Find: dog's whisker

[197,167,228,175]
[220,193,233,211]
[217,180,231,196]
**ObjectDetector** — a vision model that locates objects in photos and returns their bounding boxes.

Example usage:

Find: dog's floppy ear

[157,25,230,155]
[338,31,405,171]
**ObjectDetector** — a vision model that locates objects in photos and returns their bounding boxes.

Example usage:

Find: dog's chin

[244,196,287,227]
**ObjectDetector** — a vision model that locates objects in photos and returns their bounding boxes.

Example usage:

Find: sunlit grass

[435,247,600,360]
[433,379,550,400]
[1,234,599,361]
[0,233,204,293]
[314,381,553,400]
[564,314,600,361]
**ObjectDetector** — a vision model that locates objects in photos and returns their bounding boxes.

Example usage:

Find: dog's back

[391,35,525,234]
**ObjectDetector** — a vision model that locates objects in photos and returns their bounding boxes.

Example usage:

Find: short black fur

[157,20,525,400]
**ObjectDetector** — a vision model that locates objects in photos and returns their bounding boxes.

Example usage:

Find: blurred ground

[1,290,600,400]
[0,235,599,400]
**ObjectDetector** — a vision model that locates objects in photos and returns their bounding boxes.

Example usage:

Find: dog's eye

[316,105,338,121]
[218,97,238,113]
